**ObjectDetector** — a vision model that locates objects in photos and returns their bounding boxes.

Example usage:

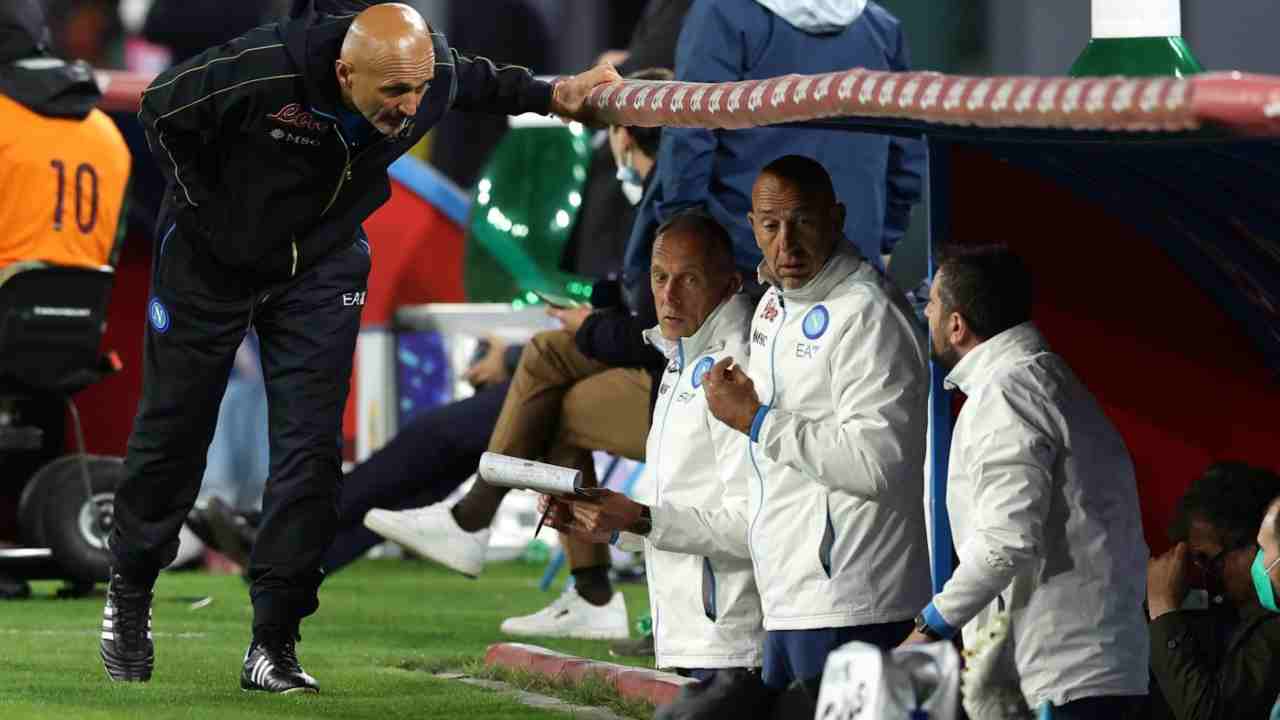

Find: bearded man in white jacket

[904,247,1150,718]
[545,208,765,679]
[549,156,932,690]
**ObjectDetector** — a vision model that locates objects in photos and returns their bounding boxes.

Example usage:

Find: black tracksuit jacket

[138,10,553,286]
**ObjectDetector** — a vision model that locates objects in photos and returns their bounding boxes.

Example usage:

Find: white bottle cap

[1092,0,1181,39]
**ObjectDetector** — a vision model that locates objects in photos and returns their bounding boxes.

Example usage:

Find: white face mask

[615,149,644,206]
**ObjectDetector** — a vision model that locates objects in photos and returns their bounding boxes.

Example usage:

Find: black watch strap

[914,612,944,640]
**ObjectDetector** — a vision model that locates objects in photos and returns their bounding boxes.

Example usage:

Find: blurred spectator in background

[45,0,126,67]
[427,0,550,189]
[564,0,691,281]
[623,0,926,316]
[140,0,288,65]
[1146,462,1280,720]
[364,72,673,641]
[907,247,1150,719]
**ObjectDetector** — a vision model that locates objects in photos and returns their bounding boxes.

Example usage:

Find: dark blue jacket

[623,0,925,300]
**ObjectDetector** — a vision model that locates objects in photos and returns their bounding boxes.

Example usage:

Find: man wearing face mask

[1259,496,1280,720]
[1146,463,1280,720]
[366,69,678,641]
[103,1,617,693]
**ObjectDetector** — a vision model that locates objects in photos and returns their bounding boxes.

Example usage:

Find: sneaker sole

[240,686,319,695]
[362,511,483,578]
[499,624,631,641]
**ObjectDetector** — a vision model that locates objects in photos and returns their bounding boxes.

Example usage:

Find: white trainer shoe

[499,588,630,640]
[363,504,489,578]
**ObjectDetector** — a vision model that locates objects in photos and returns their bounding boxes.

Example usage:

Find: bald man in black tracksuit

[101,1,616,692]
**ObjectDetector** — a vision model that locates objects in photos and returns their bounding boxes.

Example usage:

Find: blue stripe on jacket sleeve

[749,405,770,443]
[922,602,958,639]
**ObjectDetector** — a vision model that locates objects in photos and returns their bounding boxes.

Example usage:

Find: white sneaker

[363,504,489,578]
[499,588,629,640]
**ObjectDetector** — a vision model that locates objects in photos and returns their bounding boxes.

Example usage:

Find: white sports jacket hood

[639,294,764,668]
[754,0,868,33]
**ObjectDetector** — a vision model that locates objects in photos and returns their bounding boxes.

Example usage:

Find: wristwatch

[913,612,944,641]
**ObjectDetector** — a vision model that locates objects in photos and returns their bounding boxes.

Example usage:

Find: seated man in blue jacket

[621,0,925,313]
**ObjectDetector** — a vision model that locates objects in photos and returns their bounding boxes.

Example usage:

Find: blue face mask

[1252,549,1280,612]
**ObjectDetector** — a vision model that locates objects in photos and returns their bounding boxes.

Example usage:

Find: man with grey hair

[103,2,617,693]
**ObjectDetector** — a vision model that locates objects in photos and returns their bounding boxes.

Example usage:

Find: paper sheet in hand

[478,452,608,497]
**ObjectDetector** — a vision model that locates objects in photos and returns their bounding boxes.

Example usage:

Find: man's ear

[335,59,352,90]
[949,310,969,347]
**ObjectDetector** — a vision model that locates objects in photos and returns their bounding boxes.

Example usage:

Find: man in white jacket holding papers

[549,208,765,677]
[548,156,931,690]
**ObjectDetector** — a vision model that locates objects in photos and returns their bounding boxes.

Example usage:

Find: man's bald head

[335,3,435,136]
[748,155,846,289]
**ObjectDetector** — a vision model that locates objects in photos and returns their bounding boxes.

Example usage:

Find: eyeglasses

[1190,542,1258,577]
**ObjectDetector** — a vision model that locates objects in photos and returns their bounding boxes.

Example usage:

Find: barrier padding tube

[581,70,1280,136]
[99,68,1280,135]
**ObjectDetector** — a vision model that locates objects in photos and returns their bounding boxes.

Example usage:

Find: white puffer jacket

[639,294,764,669]
[650,244,932,630]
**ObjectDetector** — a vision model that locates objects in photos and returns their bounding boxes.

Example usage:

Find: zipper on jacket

[747,297,785,561]
[321,130,352,217]
[290,240,299,277]
[648,359,682,653]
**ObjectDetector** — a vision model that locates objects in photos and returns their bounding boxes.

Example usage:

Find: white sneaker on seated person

[363,504,489,578]
[500,587,629,640]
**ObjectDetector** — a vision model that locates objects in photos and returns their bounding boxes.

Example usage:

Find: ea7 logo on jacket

[267,103,329,133]
[342,291,367,307]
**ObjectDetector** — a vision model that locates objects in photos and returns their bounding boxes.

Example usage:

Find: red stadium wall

[949,145,1280,555]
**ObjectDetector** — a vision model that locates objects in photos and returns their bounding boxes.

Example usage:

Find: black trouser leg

[321,379,510,573]
[248,240,369,635]
[109,227,250,584]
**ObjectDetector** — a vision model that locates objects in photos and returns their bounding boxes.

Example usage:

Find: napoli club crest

[691,356,715,388]
[802,305,830,340]
[148,298,170,334]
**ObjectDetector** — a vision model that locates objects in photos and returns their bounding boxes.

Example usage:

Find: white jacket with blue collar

[639,293,764,669]
[649,243,932,631]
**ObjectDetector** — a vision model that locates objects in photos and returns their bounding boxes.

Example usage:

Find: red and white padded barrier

[585,70,1280,136]
[96,68,1280,136]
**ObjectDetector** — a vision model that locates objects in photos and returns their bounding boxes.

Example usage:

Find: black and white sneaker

[100,571,154,682]
[240,637,319,694]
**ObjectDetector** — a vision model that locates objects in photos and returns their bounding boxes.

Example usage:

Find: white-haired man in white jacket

[548,208,766,678]
[548,155,932,690]
[903,247,1149,718]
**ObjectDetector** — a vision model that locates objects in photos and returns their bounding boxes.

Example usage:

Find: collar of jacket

[282,11,455,124]
[756,238,864,304]
[643,293,753,371]
[944,322,1048,395]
